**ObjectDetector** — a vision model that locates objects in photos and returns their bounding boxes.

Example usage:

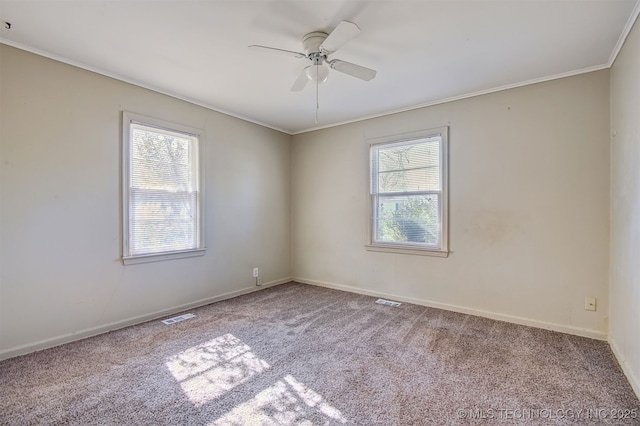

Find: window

[122,112,205,264]
[368,127,448,256]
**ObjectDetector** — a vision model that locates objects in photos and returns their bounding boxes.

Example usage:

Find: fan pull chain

[315,63,320,124]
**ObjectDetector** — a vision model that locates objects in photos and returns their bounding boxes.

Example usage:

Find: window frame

[121,111,206,265]
[366,127,449,257]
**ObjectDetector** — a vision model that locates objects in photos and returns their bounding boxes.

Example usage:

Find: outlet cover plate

[584,297,597,311]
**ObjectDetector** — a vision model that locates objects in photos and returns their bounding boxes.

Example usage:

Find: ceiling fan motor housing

[302,31,328,55]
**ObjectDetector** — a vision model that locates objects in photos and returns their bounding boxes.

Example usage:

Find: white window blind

[369,128,448,254]
[122,112,205,264]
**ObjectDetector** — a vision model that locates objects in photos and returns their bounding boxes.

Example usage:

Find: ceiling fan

[249,21,376,123]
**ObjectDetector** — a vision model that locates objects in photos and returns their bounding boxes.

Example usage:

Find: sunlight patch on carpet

[165,334,270,406]
[210,375,347,425]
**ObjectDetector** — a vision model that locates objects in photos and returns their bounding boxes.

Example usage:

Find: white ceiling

[1,1,638,134]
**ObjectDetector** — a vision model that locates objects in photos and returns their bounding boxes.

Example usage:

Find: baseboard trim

[0,277,291,361]
[293,277,608,341]
[609,337,640,400]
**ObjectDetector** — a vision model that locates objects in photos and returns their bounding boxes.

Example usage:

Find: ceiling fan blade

[291,67,310,91]
[249,45,307,58]
[319,21,360,54]
[329,59,376,81]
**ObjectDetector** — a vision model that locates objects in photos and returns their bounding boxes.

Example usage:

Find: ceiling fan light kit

[249,21,377,124]
[305,64,329,83]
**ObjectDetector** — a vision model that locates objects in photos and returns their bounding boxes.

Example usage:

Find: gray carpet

[1,282,638,425]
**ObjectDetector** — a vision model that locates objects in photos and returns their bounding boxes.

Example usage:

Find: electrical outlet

[584,297,597,311]
[256,276,263,286]
[253,267,259,278]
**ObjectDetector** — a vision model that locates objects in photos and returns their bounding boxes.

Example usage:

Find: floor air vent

[375,299,402,307]
[162,313,195,325]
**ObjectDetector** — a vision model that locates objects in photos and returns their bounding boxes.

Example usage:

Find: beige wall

[292,70,611,339]
[0,45,292,357]
[610,18,640,397]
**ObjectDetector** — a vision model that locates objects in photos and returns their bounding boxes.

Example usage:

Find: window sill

[123,248,206,265]
[365,244,449,258]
